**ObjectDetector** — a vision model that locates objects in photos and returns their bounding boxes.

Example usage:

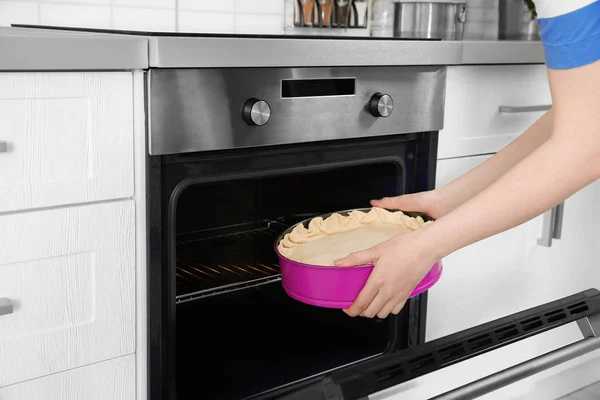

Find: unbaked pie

[277,207,432,266]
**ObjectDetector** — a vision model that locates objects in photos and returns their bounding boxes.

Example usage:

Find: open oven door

[278,289,600,400]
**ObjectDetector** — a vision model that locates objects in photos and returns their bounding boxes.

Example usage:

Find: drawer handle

[538,202,565,247]
[0,141,7,153]
[0,298,13,316]
[499,105,552,113]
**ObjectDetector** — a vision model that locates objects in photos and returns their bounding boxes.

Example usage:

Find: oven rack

[175,220,290,303]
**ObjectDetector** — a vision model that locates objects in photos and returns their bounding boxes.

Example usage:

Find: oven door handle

[276,289,600,400]
[431,318,600,399]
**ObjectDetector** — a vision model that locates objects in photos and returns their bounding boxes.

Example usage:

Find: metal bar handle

[0,298,13,316]
[499,105,552,113]
[0,140,7,153]
[431,314,600,400]
[538,202,565,247]
[431,337,600,399]
[553,202,565,239]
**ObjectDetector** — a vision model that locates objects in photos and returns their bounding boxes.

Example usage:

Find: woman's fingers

[371,193,425,212]
[370,196,403,209]
[343,276,380,317]
[391,300,406,315]
[334,249,375,267]
[360,290,389,318]
[376,298,397,319]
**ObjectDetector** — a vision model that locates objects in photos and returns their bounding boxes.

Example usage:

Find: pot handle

[457,4,468,23]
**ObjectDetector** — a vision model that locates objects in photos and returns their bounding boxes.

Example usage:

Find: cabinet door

[0,72,134,213]
[427,155,540,340]
[0,355,135,400]
[0,201,135,387]
[523,179,600,311]
[438,65,551,159]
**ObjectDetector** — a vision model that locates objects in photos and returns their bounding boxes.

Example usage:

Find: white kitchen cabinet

[438,65,551,159]
[0,354,135,400]
[427,155,541,340]
[0,200,135,387]
[421,157,600,398]
[0,72,134,213]
[521,178,600,311]
[429,156,600,340]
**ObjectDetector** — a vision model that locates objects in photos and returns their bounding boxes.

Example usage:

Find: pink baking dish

[274,208,443,309]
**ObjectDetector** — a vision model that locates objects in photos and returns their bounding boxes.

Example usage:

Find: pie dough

[277,207,431,266]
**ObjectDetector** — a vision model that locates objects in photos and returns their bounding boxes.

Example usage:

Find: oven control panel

[149,66,446,155]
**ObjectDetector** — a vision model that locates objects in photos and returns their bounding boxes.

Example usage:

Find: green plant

[524,0,537,20]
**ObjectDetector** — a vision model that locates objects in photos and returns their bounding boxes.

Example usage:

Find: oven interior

[174,161,411,399]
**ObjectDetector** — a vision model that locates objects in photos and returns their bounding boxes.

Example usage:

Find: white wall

[0,0,285,34]
[0,0,497,38]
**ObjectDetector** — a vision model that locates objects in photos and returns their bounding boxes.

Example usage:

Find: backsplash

[0,0,285,34]
[0,0,497,38]
[465,0,499,40]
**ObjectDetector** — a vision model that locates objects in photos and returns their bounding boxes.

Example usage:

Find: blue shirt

[535,0,600,69]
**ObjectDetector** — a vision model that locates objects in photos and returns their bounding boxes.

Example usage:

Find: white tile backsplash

[464,0,500,39]
[235,13,282,34]
[235,0,283,15]
[0,1,39,26]
[178,0,235,12]
[39,3,111,28]
[0,0,497,37]
[113,6,175,31]
[0,0,285,33]
[178,10,235,33]
[112,0,174,8]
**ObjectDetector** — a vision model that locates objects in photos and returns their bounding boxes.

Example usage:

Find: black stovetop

[11,24,442,41]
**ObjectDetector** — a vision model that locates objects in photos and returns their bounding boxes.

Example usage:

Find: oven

[146,65,600,400]
[147,65,443,399]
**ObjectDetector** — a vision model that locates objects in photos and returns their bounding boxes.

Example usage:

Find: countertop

[0,27,148,70]
[147,36,545,68]
[0,27,546,70]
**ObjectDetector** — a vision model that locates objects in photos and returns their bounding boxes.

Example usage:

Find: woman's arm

[338,58,600,318]
[427,60,600,260]
[372,110,554,219]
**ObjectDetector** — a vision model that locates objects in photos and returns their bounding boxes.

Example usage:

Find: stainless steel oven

[147,65,443,399]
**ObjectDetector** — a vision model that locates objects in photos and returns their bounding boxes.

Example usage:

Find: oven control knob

[369,93,394,118]
[243,98,271,126]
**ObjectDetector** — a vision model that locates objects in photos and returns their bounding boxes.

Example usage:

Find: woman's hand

[371,190,445,220]
[334,228,438,319]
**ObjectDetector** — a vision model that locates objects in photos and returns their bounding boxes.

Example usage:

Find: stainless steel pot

[498,0,540,41]
[393,1,468,40]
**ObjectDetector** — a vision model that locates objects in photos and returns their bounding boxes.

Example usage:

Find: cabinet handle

[537,202,565,247]
[499,105,552,113]
[0,298,13,316]
[0,141,7,153]
[553,202,565,239]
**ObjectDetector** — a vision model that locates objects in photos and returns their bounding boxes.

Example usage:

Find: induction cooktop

[11,24,442,41]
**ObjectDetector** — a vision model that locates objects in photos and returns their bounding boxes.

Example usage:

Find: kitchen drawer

[438,65,551,159]
[0,201,135,387]
[0,72,134,213]
[0,354,135,400]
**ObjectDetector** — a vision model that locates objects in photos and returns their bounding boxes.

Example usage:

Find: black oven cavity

[149,135,437,399]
